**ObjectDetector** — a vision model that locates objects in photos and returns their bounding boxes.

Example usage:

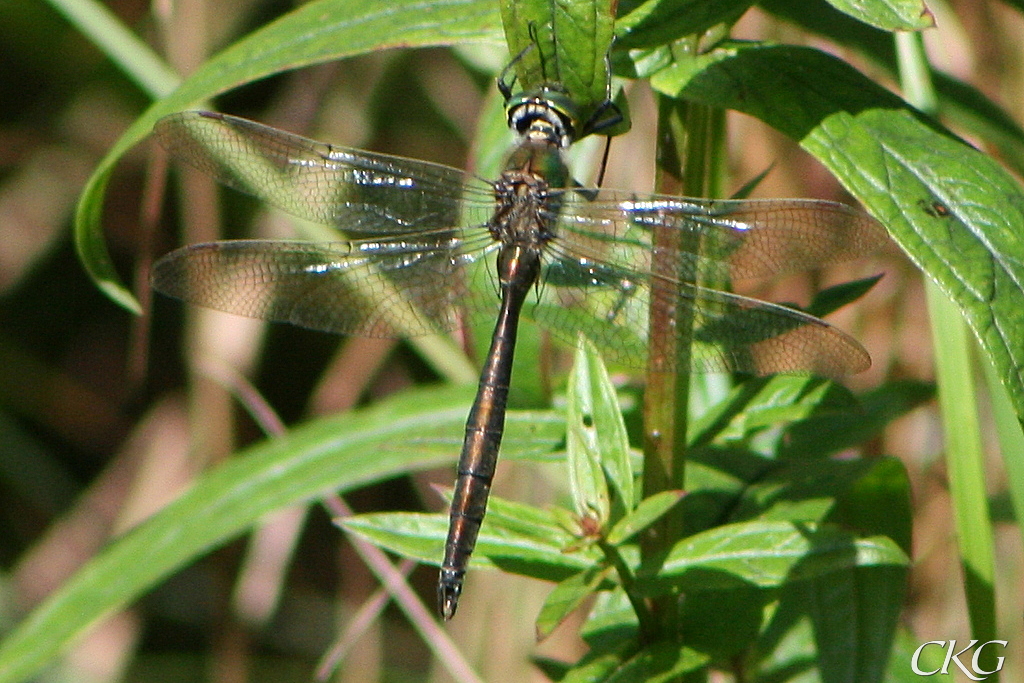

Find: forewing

[154,111,493,234]
[549,189,887,281]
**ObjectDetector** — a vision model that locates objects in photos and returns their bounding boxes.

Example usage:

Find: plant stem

[896,30,999,675]
[642,67,722,637]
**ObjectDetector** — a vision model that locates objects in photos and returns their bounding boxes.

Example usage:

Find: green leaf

[614,0,755,49]
[760,0,1024,175]
[781,379,933,458]
[605,490,684,545]
[566,337,634,523]
[801,565,907,683]
[557,637,709,683]
[639,521,908,596]
[828,457,913,553]
[688,375,858,449]
[0,384,509,683]
[661,43,1024,423]
[500,0,616,116]
[822,0,933,31]
[567,341,612,524]
[579,589,639,642]
[558,640,637,683]
[341,495,601,582]
[536,565,612,640]
[601,641,708,683]
[731,458,879,523]
[76,0,501,313]
[754,561,907,683]
[677,586,771,661]
[806,274,884,318]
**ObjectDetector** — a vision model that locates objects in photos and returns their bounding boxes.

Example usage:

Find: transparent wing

[526,188,886,376]
[527,275,870,377]
[154,111,495,234]
[152,233,498,338]
[545,188,888,281]
[153,112,882,376]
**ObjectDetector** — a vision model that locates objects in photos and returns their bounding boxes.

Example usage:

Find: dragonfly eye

[506,96,575,148]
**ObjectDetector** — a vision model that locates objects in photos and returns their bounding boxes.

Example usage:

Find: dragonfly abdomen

[438,243,543,620]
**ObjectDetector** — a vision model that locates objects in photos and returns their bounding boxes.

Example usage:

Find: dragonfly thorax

[490,170,555,247]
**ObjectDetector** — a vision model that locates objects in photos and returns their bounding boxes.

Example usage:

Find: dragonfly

[151,90,886,621]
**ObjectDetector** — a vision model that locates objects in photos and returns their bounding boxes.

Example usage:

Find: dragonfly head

[506,85,579,149]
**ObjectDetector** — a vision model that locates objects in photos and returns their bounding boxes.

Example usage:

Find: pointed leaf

[639,521,908,596]
[555,633,705,683]
[341,495,602,582]
[823,0,933,31]
[805,565,907,683]
[566,341,611,523]
[781,380,933,459]
[605,490,684,546]
[615,0,755,49]
[601,641,708,683]
[688,374,858,449]
[807,274,884,318]
[536,565,612,640]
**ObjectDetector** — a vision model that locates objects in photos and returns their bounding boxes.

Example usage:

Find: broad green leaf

[757,564,907,683]
[536,565,612,640]
[605,490,684,545]
[639,521,908,596]
[579,589,639,642]
[823,0,933,31]
[601,641,708,683]
[678,446,776,535]
[677,585,771,661]
[76,0,502,313]
[828,456,913,553]
[808,565,907,683]
[740,378,858,435]
[781,380,933,459]
[614,0,755,49]
[558,640,638,683]
[688,375,858,449]
[761,0,1024,174]
[657,43,1024,423]
[567,340,613,524]
[556,634,709,683]
[394,407,567,463]
[731,458,878,523]
[0,384,536,683]
[500,0,616,115]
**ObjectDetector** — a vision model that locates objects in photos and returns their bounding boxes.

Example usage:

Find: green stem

[597,539,658,642]
[896,31,998,675]
[45,0,180,98]
[641,67,722,636]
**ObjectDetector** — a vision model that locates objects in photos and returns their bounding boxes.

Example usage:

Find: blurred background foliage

[0,0,1022,681]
